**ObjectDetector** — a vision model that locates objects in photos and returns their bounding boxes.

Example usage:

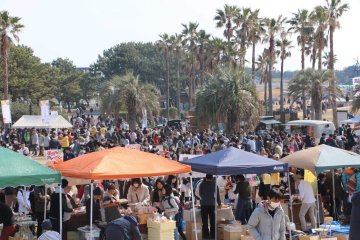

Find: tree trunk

[165,49,170,120]
[67,101,71,113]
[314,100,322,120]
[312,47,316,69]
[301,39,305,70]
[176,54,181,118]
[302,92,307,119]
[268,41,274,116]
[318,34,322,70]
[264,71,268,114]
[329,26,337,126]
[311,102,315,120]
[128,106,137,131]
[1,39,9,100]
[280,57,285,123]
[188,70,193,111]
[251,40,256,84]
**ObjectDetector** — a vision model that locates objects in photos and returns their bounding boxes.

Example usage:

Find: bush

[160,107,178,119]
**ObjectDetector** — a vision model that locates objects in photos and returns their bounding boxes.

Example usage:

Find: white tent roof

[12,115,72,129]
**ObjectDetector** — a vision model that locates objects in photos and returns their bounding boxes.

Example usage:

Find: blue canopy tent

[184,147,288,175]
[184,147,289,240]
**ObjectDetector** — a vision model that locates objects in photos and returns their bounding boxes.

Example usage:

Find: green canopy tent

[0,147,61,188]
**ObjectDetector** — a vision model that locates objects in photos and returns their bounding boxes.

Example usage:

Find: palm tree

[181,22,199,110]
[323,51,338,69]
[287,9,313,117]
[100,73,160,130]
[256,49,270,113]
[310,6,328,70]
[214,5,240,43]
[324,0,349,126]
[0,11,24,99]
[196,67,260,132]
[234,7,252,68]
[157,33,172,119]
[276,31,293,122]
[208,37,225,72]
[263,15,286,115]
[169,34,183,118]
[288,9,314,70]
[248,9,265,83]
[196,29,211,86]
[288,69,333,120]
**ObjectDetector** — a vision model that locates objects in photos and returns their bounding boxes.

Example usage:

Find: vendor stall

[0,147,61,239]
[50,146,192,239]
[185,147,289,240]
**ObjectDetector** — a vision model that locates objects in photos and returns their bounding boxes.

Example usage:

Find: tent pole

[190,174,198,240]
[332,169,336,220]
[315,171,320,228]
[287,173,293,240]
[59,183,63,239]
[44,185,47,220]
[215,175,218,240]
[90,181,94,240]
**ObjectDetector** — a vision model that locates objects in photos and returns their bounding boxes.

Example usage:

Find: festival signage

[45,149,63,161]
[125,144,141,151]
[142,109,147,129]
[40,100,50,124]
[1,100,11,124]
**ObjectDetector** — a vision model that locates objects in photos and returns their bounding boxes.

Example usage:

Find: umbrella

[0,147,61,188]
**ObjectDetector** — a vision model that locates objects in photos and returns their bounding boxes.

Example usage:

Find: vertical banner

[1,100,12,123]
[141,109,147,129]
[40,100,50,124]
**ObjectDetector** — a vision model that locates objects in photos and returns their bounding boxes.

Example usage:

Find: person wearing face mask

[127,178,150,204]
[248,189,286,240]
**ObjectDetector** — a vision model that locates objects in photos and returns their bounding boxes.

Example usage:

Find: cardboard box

[185,222,202,240]
[319,237,337,240]
[240,235,255,240]
[137,213,154,224]
[299,236,320,240]
[147,220,176,231]
[224,231,242,240]
[332,234,348,240]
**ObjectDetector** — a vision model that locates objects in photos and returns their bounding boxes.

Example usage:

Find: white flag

[1,100,11,124]
[142,109,147,129]
[40,100,50,124]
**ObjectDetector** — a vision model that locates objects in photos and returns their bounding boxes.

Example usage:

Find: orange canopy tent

[50,146,191,180]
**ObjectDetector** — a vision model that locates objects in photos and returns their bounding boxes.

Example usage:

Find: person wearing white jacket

[127,178,150,204]
[17,187,31,214]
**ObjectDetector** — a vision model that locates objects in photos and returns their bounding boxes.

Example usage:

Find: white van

[285,120,336,144]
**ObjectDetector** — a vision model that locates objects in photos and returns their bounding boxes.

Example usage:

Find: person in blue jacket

[106,214,143,240]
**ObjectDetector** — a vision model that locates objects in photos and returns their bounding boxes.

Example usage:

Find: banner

[1,100,12,123]
[141,109,147,129]
[125,144,141,151]
[40,100,50,124]
[45,149,63,161]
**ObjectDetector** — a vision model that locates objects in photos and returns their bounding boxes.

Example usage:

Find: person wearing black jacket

[0,201,16,240]
[199,174,221,239]
[49,179,73,235]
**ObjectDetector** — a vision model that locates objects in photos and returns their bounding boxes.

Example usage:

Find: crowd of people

[1,113,360,240]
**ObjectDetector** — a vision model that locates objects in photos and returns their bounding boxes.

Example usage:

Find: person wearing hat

[38,219,61,240]
[86,187,103,224]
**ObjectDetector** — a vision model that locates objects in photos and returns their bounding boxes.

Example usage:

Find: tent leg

[59,183,63,239]
[190,174,198,240]
[44,185,47,220]
[332,169,336,220]
[90,181,94,240]
[287,173,293,240]
[215,175,218,240]
[316,171,320,228]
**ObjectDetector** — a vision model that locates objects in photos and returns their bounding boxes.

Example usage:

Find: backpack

[167,197,182,227]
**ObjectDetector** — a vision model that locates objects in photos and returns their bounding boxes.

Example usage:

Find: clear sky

[2,0,358,71]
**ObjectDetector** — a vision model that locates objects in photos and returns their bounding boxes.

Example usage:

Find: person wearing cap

[38,219,61,240]
[86,187,103,224]
[199,174,221,239]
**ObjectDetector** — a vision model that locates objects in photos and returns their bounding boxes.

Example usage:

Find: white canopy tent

[12,115,72,129]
